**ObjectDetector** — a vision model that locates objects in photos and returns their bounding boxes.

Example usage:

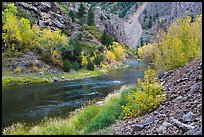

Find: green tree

[77,3,86,25]
[68,10,76,22]
[101,29,113,48]
[87,6,95,26]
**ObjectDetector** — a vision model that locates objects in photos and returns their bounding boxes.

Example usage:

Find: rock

[133,124,144,132]
[17,2,37,12]
[187,82,201,96]
[53,77,60,82]
[39,2,51,11]
[156,121,172,133]
[184,126,202,135]
[52,18,65,28]
[132,116,154,133]
[96,101,103,107]
[39,72,44,75]
[182,111,196,123]
[171,117,195,133]
[88,92,99,96]
[39,20,45,28]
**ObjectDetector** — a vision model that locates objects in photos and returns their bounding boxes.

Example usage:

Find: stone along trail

[123,2,148,48]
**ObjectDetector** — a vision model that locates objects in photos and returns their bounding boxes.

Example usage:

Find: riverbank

[2,63,130,87]
[2,68,108,87]
[3,66,165,135]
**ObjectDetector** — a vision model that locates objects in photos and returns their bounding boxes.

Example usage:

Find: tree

[77,3,86,25]
[148,19,152,28]
[87,6,95,26]
[101,29,113,48]
[68,10,76,22]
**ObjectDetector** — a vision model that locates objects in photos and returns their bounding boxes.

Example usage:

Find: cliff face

[94,6,126,43]
[13,2,74,32]
[92,2,202,48]
[139,2,202,45]
[113,56,202,135]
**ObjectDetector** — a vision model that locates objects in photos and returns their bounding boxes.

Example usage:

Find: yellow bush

[40,67,46,72]
[137,44,155,63]
[106,50,116,63]
[14,67,22,73]
[112,42,126,62]
[122,68,165,119]
[32,66,39,72]
[51,49,63,66]
[81,55,88,66]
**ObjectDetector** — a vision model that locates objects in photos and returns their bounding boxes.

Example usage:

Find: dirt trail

[124,2,148,48]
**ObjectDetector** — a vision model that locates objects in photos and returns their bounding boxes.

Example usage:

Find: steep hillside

[139,2,202,45]
[113,57,202,135]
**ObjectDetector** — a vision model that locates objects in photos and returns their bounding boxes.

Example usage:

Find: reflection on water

[2,61,149,128]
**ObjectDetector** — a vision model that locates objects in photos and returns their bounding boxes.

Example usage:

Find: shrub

[62,60,72,72]
[81,55,88,67]
[32,66,39,72]
[106,50,115,63]
[93,54,104,66]
[137,44,155,63]
[86,60,95,71]
[112,42,126,62]
[14,66,22,73]
[122,68,165,119]
[40,67,46,73]
[72,61,80,71]
[51,49,63,66]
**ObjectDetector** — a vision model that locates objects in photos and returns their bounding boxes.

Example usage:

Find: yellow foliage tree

[112,42,126,62]
[154,15,202,70]
[106,50,116,63]
[137,44,155,63]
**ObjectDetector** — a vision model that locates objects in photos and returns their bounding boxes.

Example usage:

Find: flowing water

[2,60,150,128]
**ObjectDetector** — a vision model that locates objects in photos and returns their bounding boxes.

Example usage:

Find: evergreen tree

[77,3,86,25]
[68,10,76,22]
[101,29,113,48]
[87,6,95,26]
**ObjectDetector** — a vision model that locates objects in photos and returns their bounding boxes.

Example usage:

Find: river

[2,60,150,128]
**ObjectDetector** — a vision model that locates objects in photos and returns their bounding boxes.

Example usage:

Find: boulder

[132,116,154,133]
[156,121,172,133]
[96,101,104,107]
[187,82,201,97]
[182,111,196,123]
[170,117,195,133]
[53,77,60,82]
[88,92,100,96]
[184,126,202,135]
[52,18,65,28]
[39,72,44,75]
[39,2,51,11]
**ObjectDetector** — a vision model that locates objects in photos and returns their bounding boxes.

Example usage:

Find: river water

[2,60,150,128]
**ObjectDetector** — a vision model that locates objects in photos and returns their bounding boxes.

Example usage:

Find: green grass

[2,68,109,87]
[3,93,125,135]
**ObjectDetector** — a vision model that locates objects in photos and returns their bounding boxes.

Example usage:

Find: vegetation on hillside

[2,3,135,86]
[138,15,202,71]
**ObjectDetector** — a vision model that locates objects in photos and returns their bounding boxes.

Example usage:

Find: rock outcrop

[139,2,202,45]
[113,57,202,135]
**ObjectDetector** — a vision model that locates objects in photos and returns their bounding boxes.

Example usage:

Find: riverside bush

[86,60,95,71]
[122,68,165,119]
[62,60,72,72]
